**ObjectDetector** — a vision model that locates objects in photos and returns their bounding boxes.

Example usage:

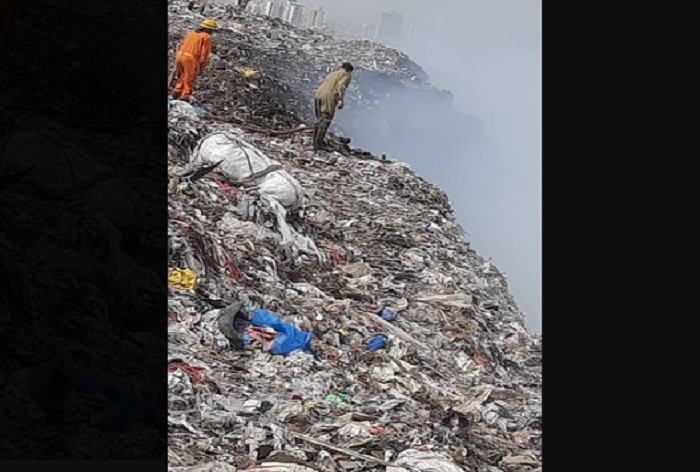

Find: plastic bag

[251,309,313,356]
[193,132,303,208]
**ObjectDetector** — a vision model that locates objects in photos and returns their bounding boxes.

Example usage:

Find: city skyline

[246,0,327,29]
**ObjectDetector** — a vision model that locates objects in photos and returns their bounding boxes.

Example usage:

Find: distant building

[261,0,275,16]
[245,0,266,15]
[306,6,325,28]
[378,11,403,44]
[361,23,379,41]
[247,0,307,27]
[285,1,305,27]
[278,1,289,21]
[270,0,284,18]
[247,0,282,18]
[405,20,415,41]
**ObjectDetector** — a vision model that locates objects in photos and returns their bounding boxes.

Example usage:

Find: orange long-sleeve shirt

[177,31,212,69]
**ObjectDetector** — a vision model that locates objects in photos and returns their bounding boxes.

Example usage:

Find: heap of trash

[169,0,430,133]
[167,2,541,472]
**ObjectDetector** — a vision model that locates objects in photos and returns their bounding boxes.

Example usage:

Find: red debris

[215,180,238,203]
[473,352,488,366]
[168,362,212,385]
[369,426,393,435]
[223,260,243,282]
[331,246,345,266]
[246,326,277,352]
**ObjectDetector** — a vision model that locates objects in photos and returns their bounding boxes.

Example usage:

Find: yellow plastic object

[240,67,262,80]
[200,18,219,30]
[168,268,197,290]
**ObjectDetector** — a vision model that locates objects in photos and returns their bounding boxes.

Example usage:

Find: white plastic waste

[387,449,468,472]
[192,131,303,209]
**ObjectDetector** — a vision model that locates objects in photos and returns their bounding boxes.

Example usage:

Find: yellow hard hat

[200,18,218,30]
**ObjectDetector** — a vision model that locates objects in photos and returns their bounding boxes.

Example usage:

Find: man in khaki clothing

[313,62,353,151]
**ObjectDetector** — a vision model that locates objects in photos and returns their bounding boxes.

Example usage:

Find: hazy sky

[308,0,542,332]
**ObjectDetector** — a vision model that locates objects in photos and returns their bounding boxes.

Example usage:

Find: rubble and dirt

[169,0,430,136]
[168,2,541,472]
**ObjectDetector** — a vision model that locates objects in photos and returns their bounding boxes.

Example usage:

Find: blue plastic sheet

[378,307,398,321]
[366,334,387,351]
[251,309,314,356]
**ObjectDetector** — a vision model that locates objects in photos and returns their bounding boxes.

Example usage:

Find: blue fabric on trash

[367,335,387,351]
[378,307,398,321]
[71,368,155,431]
[251,309,314,356]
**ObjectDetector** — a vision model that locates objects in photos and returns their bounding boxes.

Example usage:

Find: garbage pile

[168,0,430,132]
[167,3,541,471]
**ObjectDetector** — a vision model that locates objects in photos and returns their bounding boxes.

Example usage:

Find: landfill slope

[168,2,542,472]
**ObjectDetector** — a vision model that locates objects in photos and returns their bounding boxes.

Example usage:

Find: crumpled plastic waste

[238,66,262,80]
[387,449,467,472]
[192,131,304,209]
[325,393,349,404]
[166,1,541,470]
[170,462,237,472]
[168,267,197,290]
[168,361,213,386]
[193,105,209,116]
[378,307,398,321]
[245,326,276,352]
[249,310,314,356]
[366,334,387,351]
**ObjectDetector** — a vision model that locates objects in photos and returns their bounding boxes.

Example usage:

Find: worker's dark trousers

[313,98,334,150]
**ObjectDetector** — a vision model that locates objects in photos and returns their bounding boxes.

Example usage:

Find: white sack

[192,132,303,208]
[387,449,468,472]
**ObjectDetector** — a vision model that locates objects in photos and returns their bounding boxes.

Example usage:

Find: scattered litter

[366,334,387,351]
[167,1,541,471]
[387,449,466,472]
[169,268,198,290]
[378,307,398,322]
[248,309,315,356]
[325,393,349,404]
[238,66,262,80]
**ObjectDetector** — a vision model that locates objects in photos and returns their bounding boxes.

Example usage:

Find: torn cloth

[168,362,215,386]
[250,309,314,356]
[246,326,277,352]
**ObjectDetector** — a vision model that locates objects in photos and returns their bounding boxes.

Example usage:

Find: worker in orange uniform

[171,18,218,102]
[0,0,21,49]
